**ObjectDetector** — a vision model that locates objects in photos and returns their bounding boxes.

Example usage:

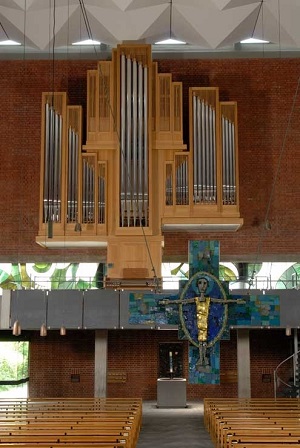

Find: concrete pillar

[237,329,251,397]
[94,329,108,397]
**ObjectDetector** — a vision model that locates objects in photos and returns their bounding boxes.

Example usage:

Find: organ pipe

[43,102,62,224]
[82,159,95,224]
[120,54,149,228]
[193,95,216,204]
[222,115,236,204]
[37,44,242,285]
[67,127,79,223]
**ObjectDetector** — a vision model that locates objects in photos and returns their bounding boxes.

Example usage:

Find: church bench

[211,409,300,440]
[216,417,300,446]
[204,397,300,429]
[0,434,130,446]
[219,421,300,448]
[0,399,141,448]
[227,435,300,447]
[229,444,300,448]
[222,428,300,448]
[0,444,127,448]
[203,398,300,444]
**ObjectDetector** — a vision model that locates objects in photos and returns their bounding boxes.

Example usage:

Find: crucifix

[159,270,245,372]
[129,240,250,384]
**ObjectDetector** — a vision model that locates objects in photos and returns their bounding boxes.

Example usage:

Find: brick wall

[2,56,299,399]
[1,57,300,262]
[28,328,291,399]
[29,330,95,397]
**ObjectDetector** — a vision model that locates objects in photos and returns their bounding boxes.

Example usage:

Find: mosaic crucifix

[160,240,246,383]
[129,240,280,385]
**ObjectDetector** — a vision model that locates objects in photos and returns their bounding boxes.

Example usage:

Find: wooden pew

[0,398,142,448]
[204,397,300,447]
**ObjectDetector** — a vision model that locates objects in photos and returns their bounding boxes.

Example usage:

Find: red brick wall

[1,57,300,262]
[29,331,95,397]
[28,328,291,399]
[250,329,292,398]
[2,56,298,399]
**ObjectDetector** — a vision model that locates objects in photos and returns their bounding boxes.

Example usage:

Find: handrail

[274,349,300,399]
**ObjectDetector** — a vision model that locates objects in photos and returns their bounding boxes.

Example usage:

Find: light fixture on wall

[12,320,21,336]
[60,326,66,336]
[40,323,47,337]
[155,0,186,45]
[285,327,291,336]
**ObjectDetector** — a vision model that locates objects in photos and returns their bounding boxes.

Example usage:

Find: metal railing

[0,274,299,291]
[274,349,300,399]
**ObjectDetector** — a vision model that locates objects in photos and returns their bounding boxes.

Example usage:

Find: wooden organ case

[36,43,243,288]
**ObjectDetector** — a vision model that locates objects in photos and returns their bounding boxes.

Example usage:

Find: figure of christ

[159,276,245,371]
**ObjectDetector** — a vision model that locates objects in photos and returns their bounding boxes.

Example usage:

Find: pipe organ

[36,43,243,288]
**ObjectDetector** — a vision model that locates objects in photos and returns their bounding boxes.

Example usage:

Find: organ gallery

[36,43,243,287]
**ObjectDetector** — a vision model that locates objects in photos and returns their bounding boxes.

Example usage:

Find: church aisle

[137,401,215,448]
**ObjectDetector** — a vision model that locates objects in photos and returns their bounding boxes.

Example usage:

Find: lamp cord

[249,0,300,287]
[77,0,159,287]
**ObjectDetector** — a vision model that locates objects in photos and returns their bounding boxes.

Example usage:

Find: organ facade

[36,43,243,288]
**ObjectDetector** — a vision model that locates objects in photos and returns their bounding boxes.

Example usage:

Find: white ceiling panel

[0,0,299,58]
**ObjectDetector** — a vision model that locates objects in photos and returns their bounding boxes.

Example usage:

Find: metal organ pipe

[98,174,105,224]
[222,115,236,204]
[132,59,138,226]
[138,62,143,225]
[82,159,95,224]
[193,95,216,204]
[43,102,62,225]
[120,53,126,227]
[126,56,132,226]
[192,95,198,201]
[43,103,50,223]
[67,127,79,223]
[143,65,148,227]
[120,54,149,227]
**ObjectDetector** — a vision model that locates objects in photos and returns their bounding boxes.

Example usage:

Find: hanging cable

[251,1,264,38]
[169,0,172,39]
[77,0,159,287]
[249,0,300,288]
[78,0,93,41]
[0,21,9,39]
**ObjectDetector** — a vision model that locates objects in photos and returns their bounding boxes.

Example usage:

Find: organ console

[36,43,243,288]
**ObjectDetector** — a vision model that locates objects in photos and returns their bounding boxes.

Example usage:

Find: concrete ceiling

[0,0,300,59]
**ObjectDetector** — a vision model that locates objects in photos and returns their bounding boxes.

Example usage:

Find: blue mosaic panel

[188,241,220,278]
[128,242,280,387]
[189,343,220,384]
[129,292,179,325]
[228,294,280,327]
